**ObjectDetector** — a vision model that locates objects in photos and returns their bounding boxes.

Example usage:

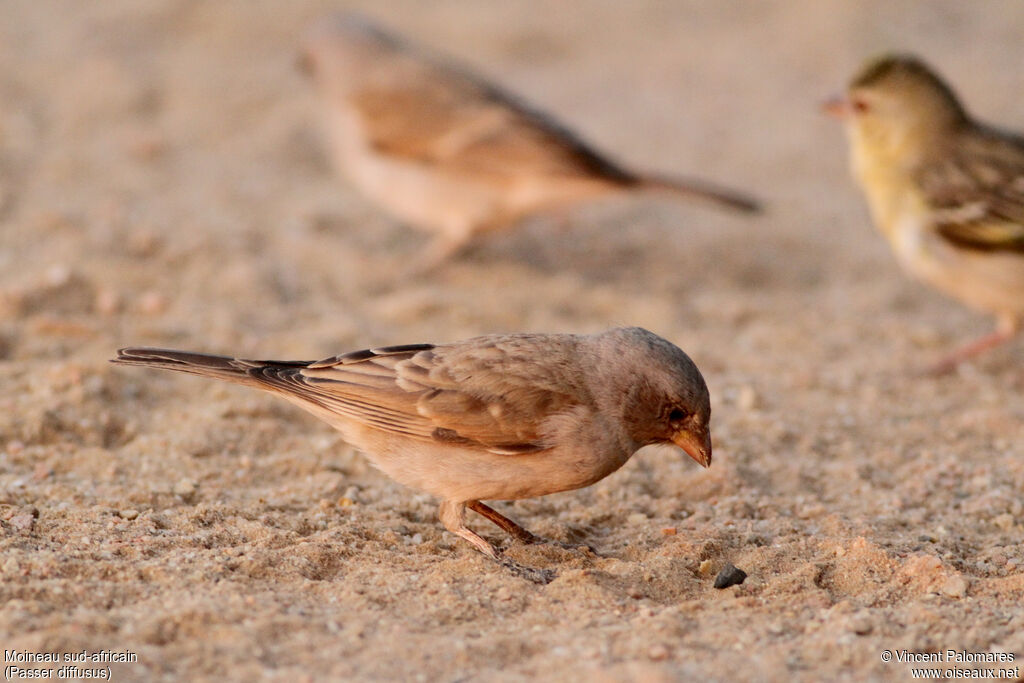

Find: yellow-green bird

[827,54,1024,373]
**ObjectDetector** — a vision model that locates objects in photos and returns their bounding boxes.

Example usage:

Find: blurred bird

[299,13,759,271]
[113,327,711,563]
[826,54,1024,372]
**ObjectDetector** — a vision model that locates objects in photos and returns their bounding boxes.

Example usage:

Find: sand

[1,1,1023,681]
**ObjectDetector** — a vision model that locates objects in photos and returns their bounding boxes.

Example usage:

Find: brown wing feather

[918,127,1024,253]
[258,337,589,454]
[349,67,634,184]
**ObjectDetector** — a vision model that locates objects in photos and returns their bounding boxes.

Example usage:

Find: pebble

[118,509,139,520]
[713,563,748,589]
[698,559,714,577]
[94,289,121,315]
[173,477,198,497]
[737,385,760,411]
[45,264,72,287]
[850,614,874,635]
[660,527,677,536]
[940,574,968,599]
[9,514,35,531]
[647,645,669,661]
[138,290,168,315]
[992,514,1014,531]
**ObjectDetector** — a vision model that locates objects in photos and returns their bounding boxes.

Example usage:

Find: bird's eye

[851,97,870,114]
[668,408,687,423]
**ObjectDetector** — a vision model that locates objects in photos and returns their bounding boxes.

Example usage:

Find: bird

[826,54,1024,373]
[112,327,712,561]
[298,12,760,272]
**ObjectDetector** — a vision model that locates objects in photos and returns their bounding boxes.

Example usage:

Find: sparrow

[112,327,712,560]
[298,12,759,271]
[826,54,1024,372]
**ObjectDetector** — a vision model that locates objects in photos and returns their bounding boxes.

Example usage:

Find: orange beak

[821,95,850,119]
[672,428,712,468]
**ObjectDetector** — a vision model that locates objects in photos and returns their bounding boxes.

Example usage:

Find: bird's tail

[111,347,311,387]
[632,173,761,213]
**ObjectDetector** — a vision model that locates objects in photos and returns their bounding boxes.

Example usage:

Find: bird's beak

[821,95,850,119]
[672,428,712,468]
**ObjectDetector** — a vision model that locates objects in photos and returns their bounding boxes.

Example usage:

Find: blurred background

[4,1,1023,358]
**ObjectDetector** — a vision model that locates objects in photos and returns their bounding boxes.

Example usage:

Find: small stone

[627,587,645,600]
[713,563,747,589]
[992,514,1014,531]
[45,264,72,286]
[138,290,168,315]
[940,574,968,598]
[850,614,874,635]
[647,645,669,661]
[338,497,355,507]
[32,463,53,481]
[94,289,121,315]
[9,514,34,531]
[173,477,197,497]
[118,509,139,520]
[627,512,648,525]
[737,385,759,411]
[660,527,677,536]
[698,559,714,577]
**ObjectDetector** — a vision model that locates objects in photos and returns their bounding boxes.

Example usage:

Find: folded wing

[253,338,587,455]
[919,128,1024,254]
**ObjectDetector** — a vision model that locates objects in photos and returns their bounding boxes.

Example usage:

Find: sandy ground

[2,1,1023,681]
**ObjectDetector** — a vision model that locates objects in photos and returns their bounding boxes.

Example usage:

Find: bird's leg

[469,501,596,555]
[467,501,539,544]
[438,500,555,584]
[929,315,1019,375]
[438,500,498,558]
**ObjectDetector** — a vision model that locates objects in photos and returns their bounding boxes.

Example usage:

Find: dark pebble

[713,563,747,589]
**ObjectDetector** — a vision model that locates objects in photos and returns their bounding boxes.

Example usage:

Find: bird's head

[298,12,406,89]
[824,54,969,164]
[593,328,712,468]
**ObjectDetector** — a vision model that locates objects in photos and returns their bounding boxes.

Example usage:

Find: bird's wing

[253,338,586,455]
[348,67,633,184]
[917,128,1024,254]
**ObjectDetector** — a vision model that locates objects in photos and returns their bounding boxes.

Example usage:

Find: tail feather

[633,174,761,214]
[111,347,312,386]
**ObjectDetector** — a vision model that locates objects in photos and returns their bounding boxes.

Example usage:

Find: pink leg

[438,500,498,558]
[467,501,538,544]
[929,315,1019,375]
